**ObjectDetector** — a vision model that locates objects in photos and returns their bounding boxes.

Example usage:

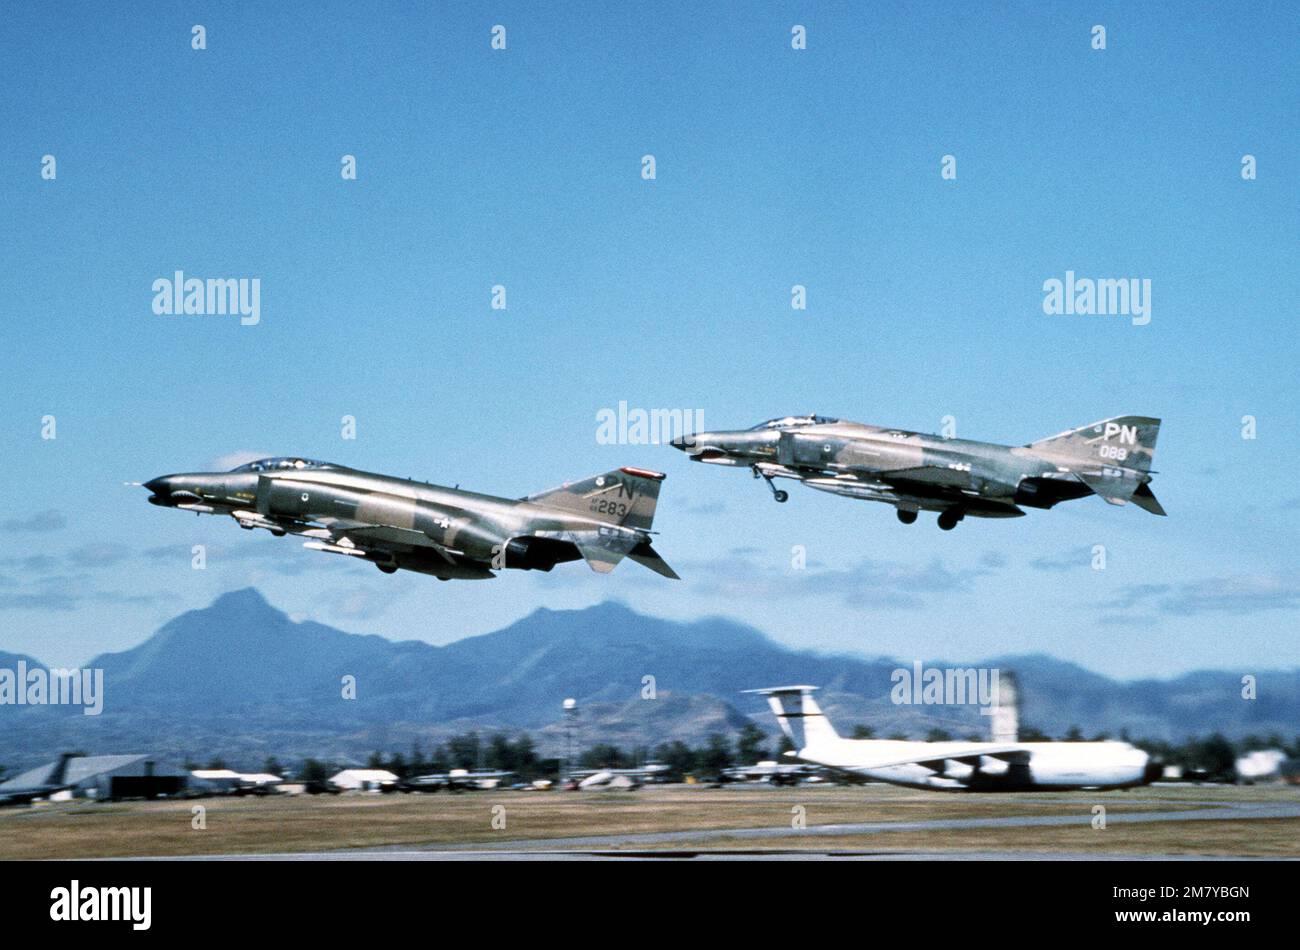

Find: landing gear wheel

[896,509,918,525]
[376,562,398,574]
[754,467,789,503]
[937,509,962,531]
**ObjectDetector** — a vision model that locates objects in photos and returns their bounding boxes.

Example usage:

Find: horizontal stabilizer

[573,532,640,574]
[1131,481,1167,516]
[1075,469,1141,506]
[627,541,680,579]
[1078,468,1168,515]
[743,685,820,696]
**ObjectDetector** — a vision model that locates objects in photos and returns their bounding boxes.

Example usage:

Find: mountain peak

[579,600,638,619]
[210,587,274,612]
[7,592,1297,772]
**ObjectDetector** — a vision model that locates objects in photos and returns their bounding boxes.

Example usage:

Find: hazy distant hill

[0,589,1295,771]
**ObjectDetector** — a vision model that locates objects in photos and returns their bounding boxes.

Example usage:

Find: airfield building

[330,768,398,791]
[1235,749,1289,784]
[191,769,285,793]
[0,754,193,802]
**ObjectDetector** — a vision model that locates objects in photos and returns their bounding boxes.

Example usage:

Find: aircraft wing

[875,465,978,490]
[757,461,987,509]
[789,460,970,494]
[327,522,446,550]
[299,519,464,566]
[876,467,1020,510]
[230,509,319,535]
[799,473,1024,516]
[847,745,1031,772]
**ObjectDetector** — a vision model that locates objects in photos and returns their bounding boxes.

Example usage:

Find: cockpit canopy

[748,415,840,430]
[229,457,336,473]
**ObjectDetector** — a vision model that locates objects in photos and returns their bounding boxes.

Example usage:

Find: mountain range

[1,588,1295,771]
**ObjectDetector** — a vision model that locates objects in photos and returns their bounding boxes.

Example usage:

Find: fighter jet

[749,686,1161,792]
[0,753,76,806]
[143,457,678,580]
[671,414,1164,529]
[397,769,515,793]
[569,764,672,789]
[721,760,825,786]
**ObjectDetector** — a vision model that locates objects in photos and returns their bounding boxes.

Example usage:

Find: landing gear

[753,467,789,503]
[375,562,398,574]
[937,509,964,531]
[896,509,918,525]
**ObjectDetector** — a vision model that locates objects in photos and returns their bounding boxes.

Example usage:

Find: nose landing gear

[752,467,789,503]
[896,509,918,525]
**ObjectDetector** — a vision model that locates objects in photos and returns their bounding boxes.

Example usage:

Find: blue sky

[1,2,1296,677]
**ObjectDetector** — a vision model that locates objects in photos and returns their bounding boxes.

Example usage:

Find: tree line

[4,725,1294,791]
[235,725,1300,785]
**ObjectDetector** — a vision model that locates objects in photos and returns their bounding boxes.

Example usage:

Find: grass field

[0,784,1294,859]
[664,818,1300,857]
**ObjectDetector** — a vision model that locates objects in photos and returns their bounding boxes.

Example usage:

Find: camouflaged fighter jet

[144,458,678,580]
[670,414,1165,529]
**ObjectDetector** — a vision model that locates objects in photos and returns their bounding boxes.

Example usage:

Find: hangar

[0,753,193,803]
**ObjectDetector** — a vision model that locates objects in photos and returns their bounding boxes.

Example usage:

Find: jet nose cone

[145,476,174,494]
[670,434,693,451]
[144,476,178,505]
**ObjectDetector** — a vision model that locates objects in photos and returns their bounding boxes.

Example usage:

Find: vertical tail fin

[1029,415,1160,473]
[527,468,677,576]
[1030,416,1164,513]
[744,686,839,752]
[526,467,666,531]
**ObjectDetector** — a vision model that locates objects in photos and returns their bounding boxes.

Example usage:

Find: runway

[111,794,1300,861]
[151,849,1279,861]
